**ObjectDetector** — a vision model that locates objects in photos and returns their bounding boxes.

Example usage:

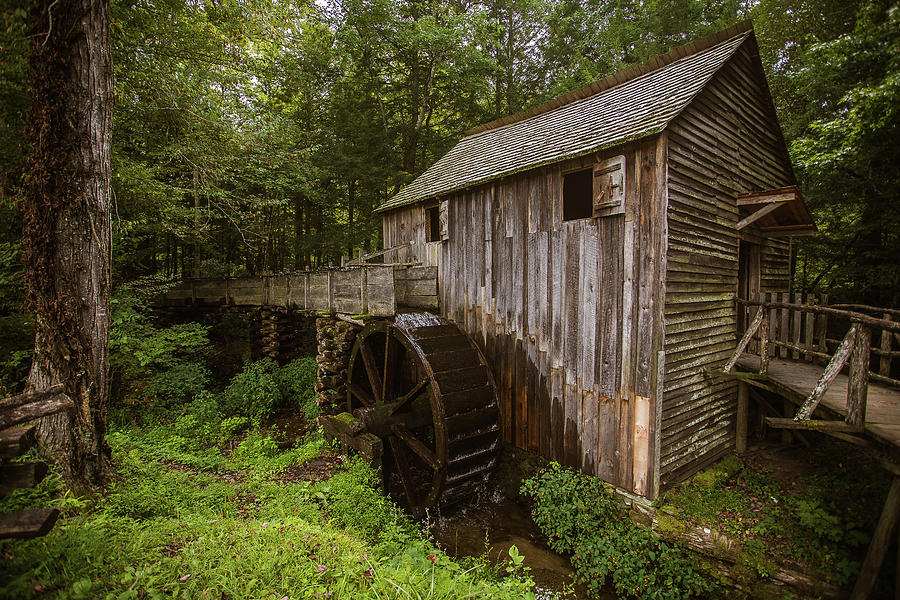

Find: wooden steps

[0,386,74,540]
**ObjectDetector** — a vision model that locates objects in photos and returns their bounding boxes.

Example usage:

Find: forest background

[0,0,898,393]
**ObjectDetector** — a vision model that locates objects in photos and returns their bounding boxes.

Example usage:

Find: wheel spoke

[389,378,429,415]
[388,435,421,517]
[382,331,395,404]
[392,423,441,471]
[348,383,374,408]
[359,340,383,404]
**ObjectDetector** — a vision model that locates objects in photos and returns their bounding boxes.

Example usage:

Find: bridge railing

[160,264,439,316]
[724,293,900,430]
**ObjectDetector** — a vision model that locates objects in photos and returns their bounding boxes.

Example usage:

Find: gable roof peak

[379,21,758,213]
[466,20,754,137]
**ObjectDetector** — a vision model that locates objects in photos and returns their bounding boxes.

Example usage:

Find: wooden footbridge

[714,294,900,600]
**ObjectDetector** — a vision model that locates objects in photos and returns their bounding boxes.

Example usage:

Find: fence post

[760,310,770,375]
[880,313,893,377]
[846,324,872,431]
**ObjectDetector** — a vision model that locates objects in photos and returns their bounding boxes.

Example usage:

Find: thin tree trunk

[21,0,113,489]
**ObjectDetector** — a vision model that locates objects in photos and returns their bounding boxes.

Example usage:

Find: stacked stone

[315,317,359,410]
[260,309,282,359]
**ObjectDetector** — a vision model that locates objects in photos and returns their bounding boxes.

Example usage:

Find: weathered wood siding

[384,137,668,497]
[661,41,794,480]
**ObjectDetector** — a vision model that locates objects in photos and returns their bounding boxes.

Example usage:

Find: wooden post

[781,398,793,444]
[818,293,829,354]
[760,311,770,375]
[850,476,900,600]
[804,295,815,362]
[881,313,893,377]
[779,292,789,358]
[736,382,749,453]
[767,292,777,360]
[792,292,802,360]
[846,324,872,430]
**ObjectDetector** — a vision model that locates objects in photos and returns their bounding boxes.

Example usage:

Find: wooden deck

[735,353,900,449]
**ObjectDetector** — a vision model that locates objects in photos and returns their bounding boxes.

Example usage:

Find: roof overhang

[736,186,816,236]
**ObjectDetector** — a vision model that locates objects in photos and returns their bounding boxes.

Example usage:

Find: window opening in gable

[562,168,593,221]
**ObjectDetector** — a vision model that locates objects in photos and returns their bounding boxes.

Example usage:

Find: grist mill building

[377,22,815,499]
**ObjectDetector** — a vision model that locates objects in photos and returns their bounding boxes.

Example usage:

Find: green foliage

[222,358,282,426]
[109,287,211,411]
[521,463,709,599]
[314,459,397,543]
[662,452,882,587]
[0,426,534,600]
[276,356,320,422]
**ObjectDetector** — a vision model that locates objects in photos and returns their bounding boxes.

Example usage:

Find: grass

[0,425,536,600]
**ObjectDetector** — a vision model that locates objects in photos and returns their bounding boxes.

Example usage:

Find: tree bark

[21,0,113,489]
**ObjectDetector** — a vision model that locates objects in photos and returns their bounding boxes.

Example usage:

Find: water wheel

[345,314,500,517]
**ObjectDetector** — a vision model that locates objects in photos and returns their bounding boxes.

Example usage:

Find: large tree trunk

[21,0,113,489]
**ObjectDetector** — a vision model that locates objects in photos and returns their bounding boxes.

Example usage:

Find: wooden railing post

[846,323,872,431]
[760,310,770,375]
[880,312,893,378]
[803,293,815,362]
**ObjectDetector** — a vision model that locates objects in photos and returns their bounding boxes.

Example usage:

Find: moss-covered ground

[659,438,895,595]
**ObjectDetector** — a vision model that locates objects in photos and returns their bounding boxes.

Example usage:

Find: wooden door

[737,241,760,330]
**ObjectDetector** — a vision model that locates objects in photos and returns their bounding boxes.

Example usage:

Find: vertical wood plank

[581,225,598,389]
[792,292,802,359]
[582,389,598,475]
[551,368,564,462]
[564,382,581,469]
[539,350,551,458]
[633,394,650,495]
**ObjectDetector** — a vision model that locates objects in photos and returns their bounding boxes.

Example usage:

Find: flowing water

[430,493,613,600]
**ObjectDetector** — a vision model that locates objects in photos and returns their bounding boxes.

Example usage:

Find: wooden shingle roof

[379,22,754,213]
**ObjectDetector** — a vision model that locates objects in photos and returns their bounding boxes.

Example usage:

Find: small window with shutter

[592,155,625,217]
[562,168,593,221]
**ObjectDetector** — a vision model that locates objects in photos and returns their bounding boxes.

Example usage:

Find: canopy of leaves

[0,0,896,366]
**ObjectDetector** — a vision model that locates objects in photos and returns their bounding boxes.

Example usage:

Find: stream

[429,492,614,600]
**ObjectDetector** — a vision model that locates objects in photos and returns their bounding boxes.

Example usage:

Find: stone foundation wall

[315,317,360,410]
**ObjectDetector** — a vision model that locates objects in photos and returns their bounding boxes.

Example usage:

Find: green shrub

[221,359,281,426]
[145,361,211,410]
[276,356,319,421]
[109,285,211,410]
[232,433,280,462]
[521,463,709,600]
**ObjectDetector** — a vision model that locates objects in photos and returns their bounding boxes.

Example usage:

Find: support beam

[765,417,859,433]
[736,202,784,230]
[736,382,749,453]
[850,476,900,600]
[736,186,800,206]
